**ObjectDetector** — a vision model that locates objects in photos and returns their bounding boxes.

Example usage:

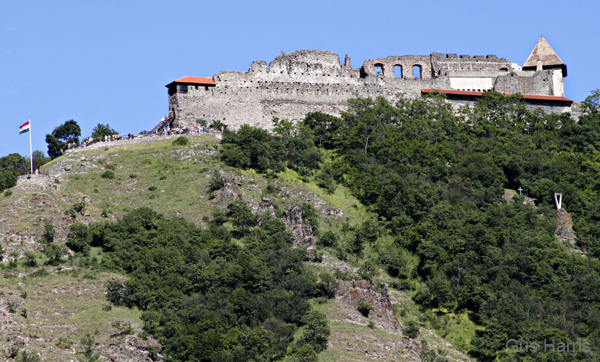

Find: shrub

[29,268,50,278]
[7,300,18,313]
[316,231,338,247]
[301,203,319,236]
[101,170,115,179]
[172,136,189,146]
[24,253,37,267]
[43,243,67,266]
[42,221,56,243]
[4,190,12,197]
[209,171,224,191]
[129,174,137,178]
[106,278,132,307]
[196,119,208,127]
[357,300,373,318]
[67,201,86,218]
[66,224,90,255]
[315,164,337,194]
[148,186,157,191]
[404,320,420,339]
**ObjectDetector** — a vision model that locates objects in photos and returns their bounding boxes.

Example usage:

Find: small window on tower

[180,84,188,94]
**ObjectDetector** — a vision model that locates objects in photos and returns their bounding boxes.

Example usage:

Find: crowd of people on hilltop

[62,124,223,155]
[66,133,129,150]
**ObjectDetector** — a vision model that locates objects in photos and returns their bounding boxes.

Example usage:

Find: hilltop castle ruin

[162,37,572,131]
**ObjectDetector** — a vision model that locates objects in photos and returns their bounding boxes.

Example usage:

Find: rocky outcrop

[556,208,576,244]
[256,197,276,219]
[211,174,241,208]
[335,280,401,330]
[280,203,315,249]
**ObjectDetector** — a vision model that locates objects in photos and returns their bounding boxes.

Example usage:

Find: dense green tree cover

[330,92,600,361]
[46,119,81,158]
[221,118,321,174]
[0,152,49,192]
[67,207,331,361]
[221,91,600,361]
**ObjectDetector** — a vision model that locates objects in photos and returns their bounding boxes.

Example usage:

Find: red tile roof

[421,89,573,105]
[166,76,216,87]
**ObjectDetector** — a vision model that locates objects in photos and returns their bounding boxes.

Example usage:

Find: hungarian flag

[19,121,30,135]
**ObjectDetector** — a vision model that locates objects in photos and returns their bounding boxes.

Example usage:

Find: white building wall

[450,77,494,91]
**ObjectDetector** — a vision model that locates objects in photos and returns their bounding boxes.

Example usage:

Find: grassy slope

[0,135,475,361]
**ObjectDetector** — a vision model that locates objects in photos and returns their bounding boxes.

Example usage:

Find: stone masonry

[167,37,572,131]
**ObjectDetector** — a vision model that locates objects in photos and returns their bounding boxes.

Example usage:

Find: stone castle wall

[168,49,569,131]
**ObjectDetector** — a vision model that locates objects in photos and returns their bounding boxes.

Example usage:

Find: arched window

[499,67,508,72]
[394,65,403,78]
[412,65,422,79]
[374,63,384,77]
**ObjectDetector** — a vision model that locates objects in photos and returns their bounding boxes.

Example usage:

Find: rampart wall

[168,49,569,131]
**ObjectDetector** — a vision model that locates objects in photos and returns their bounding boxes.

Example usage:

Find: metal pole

[29,119,33,174]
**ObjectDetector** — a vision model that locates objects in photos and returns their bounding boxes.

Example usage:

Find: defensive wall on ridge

[167,39,572,131]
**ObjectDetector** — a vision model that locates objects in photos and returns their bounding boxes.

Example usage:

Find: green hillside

[1,134,468,361]
[2,89,600,361]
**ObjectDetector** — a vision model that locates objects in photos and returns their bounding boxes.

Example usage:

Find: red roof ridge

[421,89,573,105]
[166,76,216,87]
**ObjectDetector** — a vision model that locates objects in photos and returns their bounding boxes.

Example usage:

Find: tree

[46,120,81,159]
[43,243,67,265]
[584,88,600,115]
[42,221,56,243]
[303,112,341,149]
[298,310,330,353]
[90,123,117,140]
[31,150,50,171]
[227,198,257,236]
[0,153,27,192]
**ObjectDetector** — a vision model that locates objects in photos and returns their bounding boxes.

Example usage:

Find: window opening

[374,64,384,77]
[180,84,188,94]
[394,65,402,78]
[412,65,421,79]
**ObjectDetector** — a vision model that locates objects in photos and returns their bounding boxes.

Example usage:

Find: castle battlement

[165,37,572,131]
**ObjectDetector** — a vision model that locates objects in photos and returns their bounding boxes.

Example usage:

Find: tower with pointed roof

[522,37,567,97]
[523,36,567,77]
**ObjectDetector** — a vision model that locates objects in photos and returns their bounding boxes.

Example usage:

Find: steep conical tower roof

[523,37,567,76]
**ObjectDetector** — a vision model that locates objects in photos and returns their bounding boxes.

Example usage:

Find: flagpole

[29,119,33,174]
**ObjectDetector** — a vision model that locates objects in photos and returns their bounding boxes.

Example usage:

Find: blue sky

[1,0,598,158]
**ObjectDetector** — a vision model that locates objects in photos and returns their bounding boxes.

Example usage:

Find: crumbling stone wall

[169,49,570,131]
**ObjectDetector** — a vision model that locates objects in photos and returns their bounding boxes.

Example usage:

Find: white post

[29,119,33,174]
[554,193,562,210]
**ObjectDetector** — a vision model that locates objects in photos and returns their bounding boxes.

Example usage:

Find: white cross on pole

[517,187,523,195]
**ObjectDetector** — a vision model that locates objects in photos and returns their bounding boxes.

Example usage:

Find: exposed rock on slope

[556,208,576,244]
[335,280,401,330]
[211,174,241,208]
[281,203,315,249]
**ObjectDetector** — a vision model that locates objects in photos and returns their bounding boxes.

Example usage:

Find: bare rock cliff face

[335,280,401,331]
[281,203,315,249]
[556,208,576,244]
[256,197,277,219]
[212,174,241,208]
